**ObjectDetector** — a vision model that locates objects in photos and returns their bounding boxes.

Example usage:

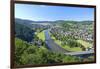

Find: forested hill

[15,22,35,42]
[54,20,93,24]
[15,18,34,28]
[15,18,33,24]
[15,18,93,24]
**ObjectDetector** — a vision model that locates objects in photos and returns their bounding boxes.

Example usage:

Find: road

[45,30,70,54]
[64,50,94,56]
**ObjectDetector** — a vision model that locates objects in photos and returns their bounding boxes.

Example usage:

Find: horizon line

[15,18,94,22]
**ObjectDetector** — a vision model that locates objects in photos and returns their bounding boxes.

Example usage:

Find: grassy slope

[36,31,48,50]
[37,31,45,41]
[77,40,92,48]
[49,32,82,52]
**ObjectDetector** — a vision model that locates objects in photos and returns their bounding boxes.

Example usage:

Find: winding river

[44,30,69,54]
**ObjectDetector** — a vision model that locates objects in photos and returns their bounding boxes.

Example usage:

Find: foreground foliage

[15,38,82,66]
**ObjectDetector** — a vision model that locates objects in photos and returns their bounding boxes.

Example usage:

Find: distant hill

[77,21,94,25]
[15,18,93,24]
[15,18,53,23]
[15,18,34,28]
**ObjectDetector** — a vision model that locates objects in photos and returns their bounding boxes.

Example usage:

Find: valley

[15,18,94,66]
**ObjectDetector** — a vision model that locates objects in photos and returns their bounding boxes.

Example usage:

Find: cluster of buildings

[50,24,93,42]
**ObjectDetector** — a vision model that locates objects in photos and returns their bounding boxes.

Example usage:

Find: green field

[49,32,82,52]
[77,40,92,48]
[37,31,45,41]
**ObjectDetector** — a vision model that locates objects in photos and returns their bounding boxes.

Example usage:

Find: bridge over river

[44,30,94,58]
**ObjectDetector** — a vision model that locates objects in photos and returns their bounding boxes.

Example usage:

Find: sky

[15,4,94,21]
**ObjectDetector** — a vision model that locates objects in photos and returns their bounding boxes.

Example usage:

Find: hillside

[15,22,35,42]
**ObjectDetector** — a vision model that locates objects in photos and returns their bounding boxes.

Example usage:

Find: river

[44,30,69,54]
